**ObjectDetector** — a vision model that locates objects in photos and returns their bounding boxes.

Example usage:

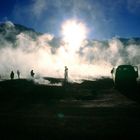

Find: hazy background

[0,0,140,81]
[0,21,140,81]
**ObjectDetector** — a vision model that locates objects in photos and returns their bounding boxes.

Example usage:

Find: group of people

[9,66,69,82]
[10,70,35,80]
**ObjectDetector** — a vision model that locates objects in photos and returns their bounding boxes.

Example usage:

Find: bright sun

[61,19,88,52]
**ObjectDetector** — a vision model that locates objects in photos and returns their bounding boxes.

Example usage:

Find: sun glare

[61,19,88,52]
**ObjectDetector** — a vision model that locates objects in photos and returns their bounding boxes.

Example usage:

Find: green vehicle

[111,65,138,88]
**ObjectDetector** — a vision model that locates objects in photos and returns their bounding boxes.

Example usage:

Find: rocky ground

[0,78,140,139]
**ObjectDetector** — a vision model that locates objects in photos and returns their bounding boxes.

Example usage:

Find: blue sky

[0,0,140,39]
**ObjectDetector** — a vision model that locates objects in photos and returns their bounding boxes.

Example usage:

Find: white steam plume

[0,22,140,81]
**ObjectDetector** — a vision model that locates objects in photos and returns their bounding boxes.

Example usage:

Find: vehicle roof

[117,65,134,68]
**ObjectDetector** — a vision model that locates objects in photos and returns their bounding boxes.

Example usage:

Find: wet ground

[0,78,140,139]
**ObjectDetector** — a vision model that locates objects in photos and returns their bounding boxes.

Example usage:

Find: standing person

[10,71,14,80]
[30,70,35,78]
[64,66,68,82]
[17,70,20,79]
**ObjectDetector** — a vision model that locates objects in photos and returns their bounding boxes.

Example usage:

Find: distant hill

[0,21,140,48]
[0,21,41,46]
[118,37,140,46]
[83,37,140,49]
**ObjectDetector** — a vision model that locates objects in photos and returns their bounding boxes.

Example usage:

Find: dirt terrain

[0,78,140,139]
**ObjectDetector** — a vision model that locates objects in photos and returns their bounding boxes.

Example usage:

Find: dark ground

[0,78,140,140]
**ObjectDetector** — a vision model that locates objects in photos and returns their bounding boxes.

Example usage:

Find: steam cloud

[0,21,140,82]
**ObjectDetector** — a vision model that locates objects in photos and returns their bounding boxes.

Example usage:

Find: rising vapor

[0,21,140,82]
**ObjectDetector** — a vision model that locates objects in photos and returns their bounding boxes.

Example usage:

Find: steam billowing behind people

[0,22,140,81]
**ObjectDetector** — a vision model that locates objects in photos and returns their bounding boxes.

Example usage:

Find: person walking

[64,66,68,82]
[10,71,14,80]
[30,70,35,78]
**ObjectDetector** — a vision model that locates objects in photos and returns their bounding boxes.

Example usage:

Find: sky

[0,0,140,39]
[0,0,140,81]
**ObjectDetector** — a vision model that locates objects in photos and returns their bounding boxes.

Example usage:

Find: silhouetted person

[64,66,68,82]
[30,70,35,78]
[10,71,14,80]
[111,68,114,74]
[17,70,20,79]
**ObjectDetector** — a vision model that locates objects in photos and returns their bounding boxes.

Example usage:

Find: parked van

[111,65,138,88]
